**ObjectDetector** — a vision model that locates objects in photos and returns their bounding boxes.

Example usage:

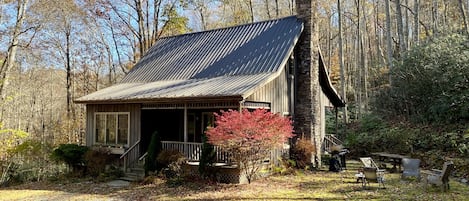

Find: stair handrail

[138,152,148,162]
[120,140,140,171]
[325,134,343,146]
[120,139,140,159]
[324,134,343,153]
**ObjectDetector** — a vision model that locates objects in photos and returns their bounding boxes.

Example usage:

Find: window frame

[93,112,130,147]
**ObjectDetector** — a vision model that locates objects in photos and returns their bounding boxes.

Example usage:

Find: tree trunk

[374,0,383,67]
[65,25,73,121]
[459,0,469,35]
[404,0,410,49]
[275,0,279,17]
[152,0,162,41]
[108,19,127,74]
[413,0,420,44]
[385,0,393,85]
[264,0,271,19]
[337,0,348,126]
[356,0,362,118]
[361,0,369,112]
[327,13,332,73]
[0,0,28,102]
[136,0,147,56]
[443,0,449,28]
[432,0,439,36]
[396,0,406,54]
[248,0,254,22]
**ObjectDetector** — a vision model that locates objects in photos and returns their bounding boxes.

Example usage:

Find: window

[94,112,129,146]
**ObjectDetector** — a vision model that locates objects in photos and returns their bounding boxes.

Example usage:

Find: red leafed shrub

[205,109,294,183]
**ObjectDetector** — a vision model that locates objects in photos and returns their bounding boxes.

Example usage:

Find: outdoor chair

[401,158,421,180]
[355,157,385,188]
[423,161,454,191]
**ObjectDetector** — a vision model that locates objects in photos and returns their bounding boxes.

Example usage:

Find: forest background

[1,0,468,181]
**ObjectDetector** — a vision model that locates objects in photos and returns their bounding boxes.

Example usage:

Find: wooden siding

[85,104,141,149]
[246,66,291,114]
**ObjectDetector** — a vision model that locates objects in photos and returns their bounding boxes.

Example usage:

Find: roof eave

[318,50,346,107]
[74,95,244,105]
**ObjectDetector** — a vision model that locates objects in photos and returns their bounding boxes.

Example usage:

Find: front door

[140,109,184,154]
[186,111,215,142]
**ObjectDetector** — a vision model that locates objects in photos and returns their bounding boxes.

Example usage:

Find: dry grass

[1,160,468,201]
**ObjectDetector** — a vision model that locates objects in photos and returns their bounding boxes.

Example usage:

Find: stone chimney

[294,0,322,167]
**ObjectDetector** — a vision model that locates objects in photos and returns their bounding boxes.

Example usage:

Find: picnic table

[371,152,409,173]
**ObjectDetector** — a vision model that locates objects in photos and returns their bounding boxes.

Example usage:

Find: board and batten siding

[85,104,141,148]
[246,67,291,115]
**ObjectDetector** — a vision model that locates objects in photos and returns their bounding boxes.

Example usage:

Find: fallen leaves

[1,160,469,200]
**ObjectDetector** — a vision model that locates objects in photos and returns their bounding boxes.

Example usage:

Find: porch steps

[323,134,344,154]
[120,165,145,182]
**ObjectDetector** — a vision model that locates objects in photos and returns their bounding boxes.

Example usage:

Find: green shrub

[345,114,419,156]
[375,33,469,124]
[50,144,88,173]
[6,140,55,183]
[271,157,296,175]
[198,132,216,179]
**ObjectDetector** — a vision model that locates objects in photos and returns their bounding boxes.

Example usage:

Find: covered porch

[121,100,274,170]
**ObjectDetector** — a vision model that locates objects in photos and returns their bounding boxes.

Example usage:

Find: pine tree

[144,131,162,175]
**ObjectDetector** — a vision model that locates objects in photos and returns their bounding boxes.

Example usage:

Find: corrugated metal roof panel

[77,16,303,103]
[75,73,273,103]
[120,16,303,83]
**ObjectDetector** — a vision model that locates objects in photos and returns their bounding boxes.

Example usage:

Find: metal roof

[75,73,273,103]
[76,16,303,103]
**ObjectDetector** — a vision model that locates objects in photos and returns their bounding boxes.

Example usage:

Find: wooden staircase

[119,140,146,182]
[120,162,145,182]
[323,134,344,154]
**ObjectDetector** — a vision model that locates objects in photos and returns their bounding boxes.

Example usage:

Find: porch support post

[184,104,188,143]
[239,99,245,111]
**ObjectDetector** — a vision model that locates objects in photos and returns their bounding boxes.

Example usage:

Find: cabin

[75,15,345,173]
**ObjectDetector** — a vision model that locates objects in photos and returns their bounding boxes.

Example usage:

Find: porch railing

[161,141,204,162]
[161,141,288,165]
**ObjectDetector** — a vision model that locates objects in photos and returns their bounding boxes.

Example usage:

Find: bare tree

[264,0,271,19]
[385,0,393,84]
[187,0,213,30]
[395,0,406,53]
[0,0,29,103]
[275,0,280,17]
[248,0,254,22]
[337,0,348,125]
[414,0,420,44]
[432,0,439,36]
[459,0,469,35]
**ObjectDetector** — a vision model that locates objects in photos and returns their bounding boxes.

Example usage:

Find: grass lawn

[1,160,468,200]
